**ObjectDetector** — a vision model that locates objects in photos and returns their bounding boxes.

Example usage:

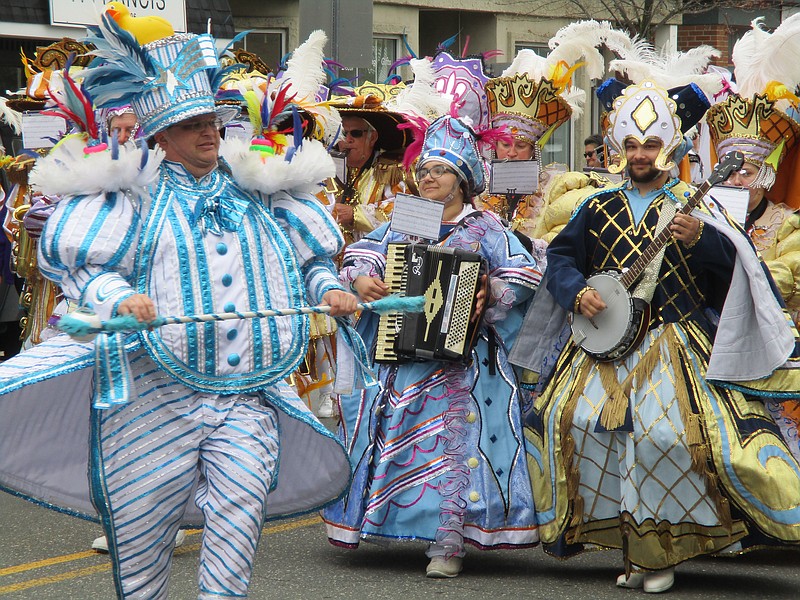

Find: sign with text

[489,159,539,195]
[390,193,444,241]
[708,185,749,226]
[21,113,67,149]
[50,0,187,32]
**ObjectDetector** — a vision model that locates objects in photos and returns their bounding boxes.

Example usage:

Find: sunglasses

[584,150,597,158]
[343,129,369,139]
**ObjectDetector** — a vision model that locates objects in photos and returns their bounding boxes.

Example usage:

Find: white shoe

[426,556,463,578]
[316,394,335,418]
[174,529,187,548]
[644,567,675,593]
[91,534,109,553]
[92,530,187,553]
[616,572,644,589]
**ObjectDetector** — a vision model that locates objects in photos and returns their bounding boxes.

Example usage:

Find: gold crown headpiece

[706,94,800,190]
[485,75,572,147]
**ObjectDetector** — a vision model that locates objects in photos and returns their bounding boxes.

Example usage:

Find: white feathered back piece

[274,29,341,144]
[608,30,723,101]
[0,97,22,135]
[385,58,450,120]
[733,15,800,100]
[499,20,614,116]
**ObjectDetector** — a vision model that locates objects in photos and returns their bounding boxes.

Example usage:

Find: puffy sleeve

[267,190,346,304]
[38,191,140,320]
[768,212,800,312]
[339,223,392,289]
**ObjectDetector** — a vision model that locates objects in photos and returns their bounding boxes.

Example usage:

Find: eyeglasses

[176,118,223,133]
[343,129,369,139]
[416,165,455,180]
[583,150,596,158]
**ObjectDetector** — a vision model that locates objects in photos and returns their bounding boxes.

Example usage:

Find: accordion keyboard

[375,243,407,362]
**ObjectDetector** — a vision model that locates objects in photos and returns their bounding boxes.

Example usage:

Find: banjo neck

[618,179,714,291]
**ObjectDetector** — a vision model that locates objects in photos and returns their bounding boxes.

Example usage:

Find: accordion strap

[438,210,483,243]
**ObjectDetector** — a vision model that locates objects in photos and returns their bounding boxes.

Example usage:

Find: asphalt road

[1,490,798,599]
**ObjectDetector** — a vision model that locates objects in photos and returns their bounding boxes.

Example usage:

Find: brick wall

[678,24,742,67]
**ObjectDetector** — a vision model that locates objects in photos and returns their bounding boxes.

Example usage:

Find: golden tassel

[598,361,629,430]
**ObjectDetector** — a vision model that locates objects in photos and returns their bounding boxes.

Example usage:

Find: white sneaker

[92,530,188,553]
[91,534,109,553]
[644,567,675,593]
[616,572,644,589]
[316,394,335,418]
[426,556,463,578]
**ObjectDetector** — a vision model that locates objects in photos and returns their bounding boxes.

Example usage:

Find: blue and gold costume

[524,178,800,571]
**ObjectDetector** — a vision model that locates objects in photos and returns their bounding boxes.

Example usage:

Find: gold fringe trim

[563,359,592,542]
[597,330,664,430]
[665,327,734,536]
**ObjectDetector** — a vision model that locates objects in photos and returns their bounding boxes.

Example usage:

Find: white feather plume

[30,139,163,198]
[0,97,22,135]
[610,45,723,100]
[548,20,613,80]
[282,30,328,101]
[220,137,335,196]
[385,58,450,120]
[501,50,547,79]
[733,15,800,99]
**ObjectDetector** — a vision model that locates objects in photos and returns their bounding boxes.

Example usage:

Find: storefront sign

[50,0,187,32]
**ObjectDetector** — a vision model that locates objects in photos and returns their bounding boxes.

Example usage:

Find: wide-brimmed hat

[331,92,411,152]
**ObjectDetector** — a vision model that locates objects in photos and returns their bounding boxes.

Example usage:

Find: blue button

[222,274,232,287]
[227,353,241,366]
[227,329,238,341]
[224,303,235,312]
[216,242,228,255]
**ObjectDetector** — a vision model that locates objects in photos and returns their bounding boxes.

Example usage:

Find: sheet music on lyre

[21,113,67,149]
[489,159,539,195]
[390,193,445,241]
[223,120,254,141]
[708,185,748,226]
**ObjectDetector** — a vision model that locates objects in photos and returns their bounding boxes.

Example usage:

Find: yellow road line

[0,516,321,595]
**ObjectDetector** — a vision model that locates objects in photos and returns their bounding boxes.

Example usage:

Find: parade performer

[323,113,542,578]
[510,77,800,593]
[706,15,800,463]
[0,14,355,600]
[326,88,416,245]
[481,21,609,242]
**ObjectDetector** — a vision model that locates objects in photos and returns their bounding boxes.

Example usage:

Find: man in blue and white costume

[0,16,356,600]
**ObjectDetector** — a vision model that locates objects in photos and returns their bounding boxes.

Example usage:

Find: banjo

[570,151,744,362]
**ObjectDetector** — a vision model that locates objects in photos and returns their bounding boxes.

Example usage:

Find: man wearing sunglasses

[325,104,415,246]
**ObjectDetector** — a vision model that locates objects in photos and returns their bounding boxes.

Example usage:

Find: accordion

[376,243,487,363]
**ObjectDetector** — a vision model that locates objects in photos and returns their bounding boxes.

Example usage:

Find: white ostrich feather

[0,97,22,135]
[282,30,329,101]
[548,20,612,80]
[385,58,450,120]
[30,138,163,198]
[501,50,547,79]
[610,44,723,100]
[602,29,656,65]
[220,137,335,196]
[562,87,586,117]
[733,15,800,98]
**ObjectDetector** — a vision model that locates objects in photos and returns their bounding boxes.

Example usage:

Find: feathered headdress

[706,16,800,193]
[81,13,238,138]
[28,68,162,198]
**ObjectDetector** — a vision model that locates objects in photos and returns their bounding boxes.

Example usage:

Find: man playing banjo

[513,79,800,593]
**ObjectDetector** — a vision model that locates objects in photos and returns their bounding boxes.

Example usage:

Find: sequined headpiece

[607,80,710,174]
[485,75,572,147]
[419,115,485,196]
[81,14,238,138]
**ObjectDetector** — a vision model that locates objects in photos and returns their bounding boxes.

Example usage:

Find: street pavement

[1,490,798,599]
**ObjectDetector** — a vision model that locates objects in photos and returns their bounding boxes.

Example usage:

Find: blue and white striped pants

[90,350,280,599]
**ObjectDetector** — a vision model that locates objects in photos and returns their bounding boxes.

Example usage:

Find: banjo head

[571,271,633,355]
